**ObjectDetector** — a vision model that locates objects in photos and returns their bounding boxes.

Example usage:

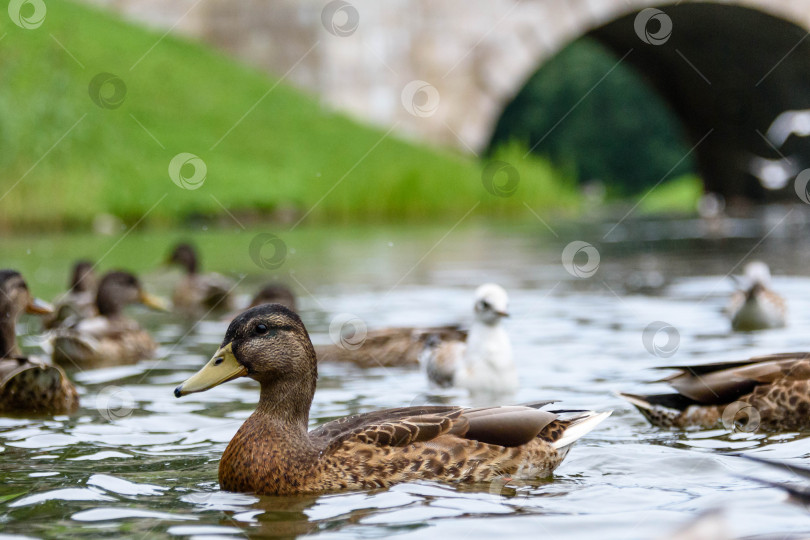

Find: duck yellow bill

[139,291,170,312]
[26,297,54,315]
[174,343,247,398]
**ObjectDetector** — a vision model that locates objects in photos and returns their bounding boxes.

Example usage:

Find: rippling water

[3,211,810,539]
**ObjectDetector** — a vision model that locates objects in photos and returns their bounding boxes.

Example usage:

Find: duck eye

[255,324,269,335]
[480,301,492,310]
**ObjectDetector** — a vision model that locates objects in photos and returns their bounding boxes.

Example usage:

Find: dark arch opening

[490,3,810,205]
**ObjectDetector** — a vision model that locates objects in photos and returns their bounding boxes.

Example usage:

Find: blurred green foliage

[0,0,581,231]
[489,38,697,195]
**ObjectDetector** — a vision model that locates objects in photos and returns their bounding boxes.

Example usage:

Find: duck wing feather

[656,353,810,404]
[315,402,561,454]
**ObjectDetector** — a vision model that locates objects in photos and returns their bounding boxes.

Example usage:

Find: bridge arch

[487,3,810,201]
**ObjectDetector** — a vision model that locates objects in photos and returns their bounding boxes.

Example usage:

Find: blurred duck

[420,284,516,394]
[174,303,611,495]
[727,261,786,331]
[315,319,466,368]
[248,282,296,311]
[51,271,168,368]
[620,352,810,431]
[43,260,98,329]
[168,243,235,315]
[0,270,78,415]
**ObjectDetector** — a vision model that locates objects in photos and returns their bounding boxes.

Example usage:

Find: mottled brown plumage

[175,304,610,495]
[316,325,467,368]
[0,270,78,415]
[51,271,166,368]
[620,352,810,431]
[168,243,234,315]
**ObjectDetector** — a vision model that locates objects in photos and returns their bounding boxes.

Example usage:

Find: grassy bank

[0,1,583,231]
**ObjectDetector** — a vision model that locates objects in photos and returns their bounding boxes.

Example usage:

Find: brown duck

[620,352,810,431]
[0,270,78,415]
[51,271,167,368]
[248,283,296,311]
[175,304,610,495]
[168,243,234,315]
[316,324,467,368]
[43,260,98,329]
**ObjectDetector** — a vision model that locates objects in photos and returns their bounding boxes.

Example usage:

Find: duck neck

[96,293,123,318]
[465,319,511,366]
[182,254,198,275]
[253,378,314,436]
[0,310,19,358]
[221,379,317,495]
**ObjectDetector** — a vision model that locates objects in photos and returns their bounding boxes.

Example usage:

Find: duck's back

[219,404,606,495]
[0,357,78,414]
[52,316,155,367]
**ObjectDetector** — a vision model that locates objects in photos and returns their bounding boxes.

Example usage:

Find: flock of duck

[1,244,807,500]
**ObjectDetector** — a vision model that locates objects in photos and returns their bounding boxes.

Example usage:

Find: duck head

[69,260,97,294]
[175,304,317,420]
[96,271,168,317]
[473,283,509,325]
[743,261,772,287]
[0,269,52,357]
[168,243,199,275]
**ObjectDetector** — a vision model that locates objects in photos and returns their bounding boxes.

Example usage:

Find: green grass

[638,174,703,215]
[0,0,583,231]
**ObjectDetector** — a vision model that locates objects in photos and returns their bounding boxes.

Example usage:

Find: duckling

[168,243,234,315]
[727,261,786,331]
[248,283,296,311]
[51,271,168,368]
[420,284,516,394]
[174,304,610,495]
[0,270,78,415]
[620,352,810,431]
[43,260,98,329]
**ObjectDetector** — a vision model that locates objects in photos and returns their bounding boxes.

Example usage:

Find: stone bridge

[88,0,810,200]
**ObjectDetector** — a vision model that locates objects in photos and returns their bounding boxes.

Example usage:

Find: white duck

[727,261,786,331]
[420,284,516,394]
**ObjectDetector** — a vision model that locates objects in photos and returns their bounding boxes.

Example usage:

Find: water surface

[2,211,810,539]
